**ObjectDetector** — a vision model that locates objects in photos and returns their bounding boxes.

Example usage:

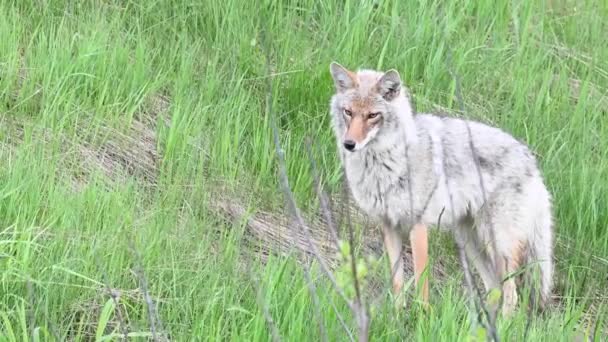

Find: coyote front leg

[382,223,404,295]
[410,223,429,304]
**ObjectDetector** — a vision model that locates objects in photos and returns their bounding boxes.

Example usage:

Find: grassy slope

[1,0,607,340]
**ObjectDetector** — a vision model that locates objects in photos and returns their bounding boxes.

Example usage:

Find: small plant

[334,240,380,301]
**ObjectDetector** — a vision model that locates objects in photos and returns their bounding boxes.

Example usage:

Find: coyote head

[329,62,411,152]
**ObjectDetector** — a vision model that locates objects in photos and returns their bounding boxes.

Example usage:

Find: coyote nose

[343,140,356,151]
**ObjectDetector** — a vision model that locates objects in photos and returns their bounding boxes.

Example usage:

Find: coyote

[328,62,553,315]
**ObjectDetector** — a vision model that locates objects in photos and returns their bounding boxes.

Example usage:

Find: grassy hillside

[1,0,607,340]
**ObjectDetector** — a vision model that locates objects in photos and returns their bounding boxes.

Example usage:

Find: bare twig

[258,19,369,341]
[438,5,500,339]
[342,179,370,342]
[257,26,333,342]
[305,139,354,340]
[302,268,329,342]
[305,140,340,249]
[308,139,372,341]
[328,293,356,341]
[437,201,499,342]
[444,42,500,342]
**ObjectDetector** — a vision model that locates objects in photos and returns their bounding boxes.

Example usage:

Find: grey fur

[329,64,554,313]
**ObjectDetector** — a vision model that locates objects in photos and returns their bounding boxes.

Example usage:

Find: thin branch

[302,267,329,342]
[434,4,500,339]
[258,20,369,341]
[257,26,349,342]
[342,178,370,342]
[445,48,500,261]
[305,140,340,249]
[305,139,355,341]
[415,178,440,223]
[258,27,350,309]
[343,181,363,304]
[328,292,356,341]
[444,35,500,342]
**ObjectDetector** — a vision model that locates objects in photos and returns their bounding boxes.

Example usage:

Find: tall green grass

[1,0,607,340]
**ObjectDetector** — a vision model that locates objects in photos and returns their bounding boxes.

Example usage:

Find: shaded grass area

[1,0,607,340]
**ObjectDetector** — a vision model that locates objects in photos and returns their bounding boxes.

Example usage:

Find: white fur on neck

[391,93,418,146]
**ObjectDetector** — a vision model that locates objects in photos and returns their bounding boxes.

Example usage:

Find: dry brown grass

[207,184,450,283]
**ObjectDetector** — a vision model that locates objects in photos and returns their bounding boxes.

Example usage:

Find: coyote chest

[344,148,413,224]
[342,142,443,227]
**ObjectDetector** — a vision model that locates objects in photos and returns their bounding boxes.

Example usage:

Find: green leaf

[95,299,116,342]
[487,288,502,306]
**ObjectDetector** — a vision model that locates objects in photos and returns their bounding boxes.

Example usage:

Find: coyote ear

[376,69,401,101]
[330,62,357,92]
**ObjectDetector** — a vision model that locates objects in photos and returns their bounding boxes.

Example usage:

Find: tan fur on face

[345,115,366,143]
[344,97,382,144]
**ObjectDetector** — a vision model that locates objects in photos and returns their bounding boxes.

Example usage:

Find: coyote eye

[368,112,380,119]
[343,109,352,117]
